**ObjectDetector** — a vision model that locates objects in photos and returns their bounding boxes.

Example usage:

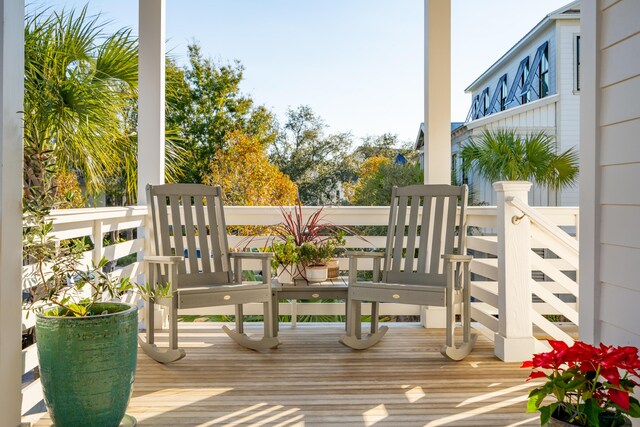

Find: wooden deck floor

[34,323,541,427]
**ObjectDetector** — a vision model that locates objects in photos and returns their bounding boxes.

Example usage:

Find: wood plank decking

[34,323,541,426]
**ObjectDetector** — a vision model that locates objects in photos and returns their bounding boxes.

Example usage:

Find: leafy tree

[24,6,138,200]
[203,130,297,206]
[270,105,353,205]
[167,44,278,183]
[353,133,415,161]
[348,157,423,206]
[460,129,578,190]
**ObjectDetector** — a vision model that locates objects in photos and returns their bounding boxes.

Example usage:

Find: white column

[137,0,166,206]
[424,0,451,185]
[0,0,25,424]
[421,0,452,328]
[577,0,600,345]
[493,181,537,362]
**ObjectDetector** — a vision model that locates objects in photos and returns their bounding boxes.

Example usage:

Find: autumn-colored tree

[343,156,390,202]
[346,156,422,206]
[204,131,298,206]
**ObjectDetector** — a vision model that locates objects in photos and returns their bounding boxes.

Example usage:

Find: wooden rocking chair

[340,184,477,360]
[139,184,279,363]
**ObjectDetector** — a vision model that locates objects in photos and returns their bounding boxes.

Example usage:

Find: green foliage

[298,233,345,267]
[270,236,300,270]
[460,129,579,191]
[349,160,423,206]
[166,44,278,183]
[137,282,172,300]
[270,105,353,205]
[24,6,138,198]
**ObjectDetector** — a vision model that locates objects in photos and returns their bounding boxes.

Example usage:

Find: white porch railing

[21,196,579,415]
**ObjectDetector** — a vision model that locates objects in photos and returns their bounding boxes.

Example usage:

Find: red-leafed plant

[522,340,640,426]
[273,200,347,247]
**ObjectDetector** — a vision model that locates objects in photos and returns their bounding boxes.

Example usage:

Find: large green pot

[36,302,138,427]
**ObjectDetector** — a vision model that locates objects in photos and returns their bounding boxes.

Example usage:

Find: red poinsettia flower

[522,340,640,426]
[609,388,630,410]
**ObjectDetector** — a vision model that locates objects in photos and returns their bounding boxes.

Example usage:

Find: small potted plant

[270,236,301,284]
[522,340,640,426]
[298,233,345,282]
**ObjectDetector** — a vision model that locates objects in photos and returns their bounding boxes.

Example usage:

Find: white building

[452,1,581,206]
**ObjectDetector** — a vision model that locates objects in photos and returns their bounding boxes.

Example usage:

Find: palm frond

[459,128,579,191]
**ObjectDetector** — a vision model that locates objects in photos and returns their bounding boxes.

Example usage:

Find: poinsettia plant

[522,340,640,426]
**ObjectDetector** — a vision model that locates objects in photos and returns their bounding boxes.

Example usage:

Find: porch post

[0,0,25,424]
[493,181,537,362]
[137,0,166,206]
[424,0,451,185]
[421,0,451,328]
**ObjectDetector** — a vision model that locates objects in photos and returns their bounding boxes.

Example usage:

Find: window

[575,34,581,92]
[521,61,530,104]
[539,44,549,98]
[500,77,508,111]
[483,89,490,115]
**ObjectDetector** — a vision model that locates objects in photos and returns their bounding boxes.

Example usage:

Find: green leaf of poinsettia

[526,389,546,412]
[584,398,602,427]
[626,397,640,417]
[539,403,558,426]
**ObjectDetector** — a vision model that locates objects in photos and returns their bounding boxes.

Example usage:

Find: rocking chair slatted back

[382,185,468,287]
[147,183,233,286]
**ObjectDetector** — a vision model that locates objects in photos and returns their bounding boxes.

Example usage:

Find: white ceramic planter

[276,266,293,284]
[305,265,328,282]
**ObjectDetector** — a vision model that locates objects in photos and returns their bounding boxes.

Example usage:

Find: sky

[28,0,574,144]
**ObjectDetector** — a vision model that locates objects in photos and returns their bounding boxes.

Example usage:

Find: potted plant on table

[298,233,345,282]
[522,340,640,426]
[269,200,350,285]
[23,194,142,426]
[270,236,301,284]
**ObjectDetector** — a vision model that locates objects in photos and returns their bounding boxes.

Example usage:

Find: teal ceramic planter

[36,303,138,427]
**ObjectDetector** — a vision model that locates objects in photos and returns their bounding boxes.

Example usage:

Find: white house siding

[556,19,581,206]
[581,0,640,348]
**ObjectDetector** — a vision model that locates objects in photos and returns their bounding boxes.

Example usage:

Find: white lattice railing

[21,199,580,415]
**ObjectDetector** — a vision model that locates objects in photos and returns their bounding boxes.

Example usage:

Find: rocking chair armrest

[230,252,274,285]
[144,255,184,265]
[229,252,274,260]
[346,251,385,259]
[442,254,473,263]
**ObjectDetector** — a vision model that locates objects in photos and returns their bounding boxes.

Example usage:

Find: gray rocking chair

[340,184,477,360]
[139,184,279,363]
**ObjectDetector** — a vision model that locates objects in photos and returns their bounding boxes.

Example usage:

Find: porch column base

[420,306,446,328]
[494,334,537,362]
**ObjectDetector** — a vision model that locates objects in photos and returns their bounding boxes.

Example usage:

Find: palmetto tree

[460,129,578,191]
[24,6,139,199]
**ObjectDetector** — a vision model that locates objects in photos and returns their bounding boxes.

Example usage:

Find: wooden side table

[271,278,353,337]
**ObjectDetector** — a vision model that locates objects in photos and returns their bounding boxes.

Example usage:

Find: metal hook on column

[511,212,526,225]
